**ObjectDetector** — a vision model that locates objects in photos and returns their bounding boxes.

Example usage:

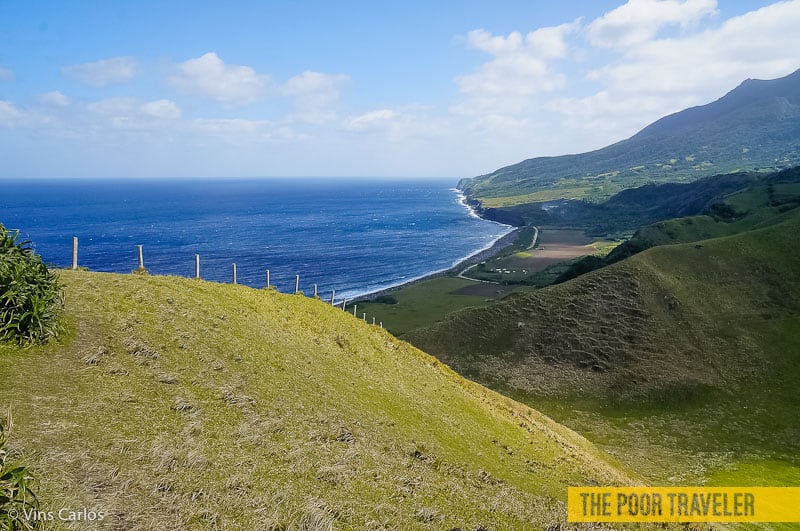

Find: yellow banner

[568,487,800,522]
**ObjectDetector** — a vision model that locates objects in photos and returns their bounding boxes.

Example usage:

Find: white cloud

[553,0,800,142]
[444,1,800,166]
[281,71,350,124]
[587,0,718,49]
[453,21,579,124]
[0,100,66,130]
[61,56,138,86]
[0,100,22,126]
[140,99,181,120]
[5,2,800,179]
[86,97,141,129]
[189,118,302,144]
[282,71,349,98]
[39,91,70,106]
[169,52,268,106]
[191,118,271,135]
[548,91,689,142]
[0,66,14,82]
[341,106,447,141]
[601,0,800,92]
[87,97,137,115]
[87,97,182,129]
[525,23,580,59]
[341,109,398,133]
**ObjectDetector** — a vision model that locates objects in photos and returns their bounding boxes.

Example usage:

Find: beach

[352,227,520,302]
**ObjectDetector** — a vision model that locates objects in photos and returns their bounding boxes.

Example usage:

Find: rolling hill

[459,69,800,207]
[0,270,633,529]
[409,186,800,485]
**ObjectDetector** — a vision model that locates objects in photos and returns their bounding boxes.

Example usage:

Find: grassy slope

[0,271,633,530]
[556,178,800,283]
[351,278,496,337]
[626,181,800,247]
[409,208,800,490]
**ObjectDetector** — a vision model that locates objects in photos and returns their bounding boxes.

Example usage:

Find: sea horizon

[1,177,511,302]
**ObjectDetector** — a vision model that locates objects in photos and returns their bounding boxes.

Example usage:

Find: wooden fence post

[137,245,144,270]
[295,275,300,294]
[372,317,376,325]
[341,299,347,311]
[363,313,366,322]
[353,304,357,317]
[195,254,200,279]
[232,263,237,284]
[330,289,335,305]
[380,322,383,329]
[313,284,318,298]
[266,269,270,288]
[71,237,78,270]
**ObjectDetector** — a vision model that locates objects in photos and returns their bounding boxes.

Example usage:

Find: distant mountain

[459,69,800,206]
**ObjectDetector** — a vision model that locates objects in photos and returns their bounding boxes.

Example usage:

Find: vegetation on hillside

[556,166,800,282]
[473,170,761,236]
[409,183,800,488]
[0,225,63,345]
[0,271,632,529]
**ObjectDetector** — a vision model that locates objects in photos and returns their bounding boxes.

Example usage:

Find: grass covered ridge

[0,271,632,529]
[409,206,800,486]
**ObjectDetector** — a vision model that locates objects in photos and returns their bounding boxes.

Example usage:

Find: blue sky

[1,0,799,178]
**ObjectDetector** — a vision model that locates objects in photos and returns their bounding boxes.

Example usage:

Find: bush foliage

[0,225,64,344]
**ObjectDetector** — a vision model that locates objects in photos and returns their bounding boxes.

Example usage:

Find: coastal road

[457,226,539,282]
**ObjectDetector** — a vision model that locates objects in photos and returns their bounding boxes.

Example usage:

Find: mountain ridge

[459,69,800,206]
[633,69,800,140]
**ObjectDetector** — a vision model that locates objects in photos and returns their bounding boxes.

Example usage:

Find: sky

[1,0,799,179]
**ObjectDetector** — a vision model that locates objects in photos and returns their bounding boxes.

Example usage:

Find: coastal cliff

[461,193,525,227]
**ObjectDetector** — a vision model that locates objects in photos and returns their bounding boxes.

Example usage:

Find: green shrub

[0,414,40,530]
[0,225,64,344]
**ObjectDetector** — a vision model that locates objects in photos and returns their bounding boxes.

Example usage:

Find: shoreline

[352,226,520,302]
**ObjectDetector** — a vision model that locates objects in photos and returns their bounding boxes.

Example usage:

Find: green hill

[409,200,800,486]
[459,69,800,207]
[557,167,800,281]
[0,271,633,529]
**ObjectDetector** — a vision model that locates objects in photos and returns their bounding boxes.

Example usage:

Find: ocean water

[1,178,511,301]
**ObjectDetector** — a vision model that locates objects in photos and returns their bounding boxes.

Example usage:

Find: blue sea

[1,178,511,301]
